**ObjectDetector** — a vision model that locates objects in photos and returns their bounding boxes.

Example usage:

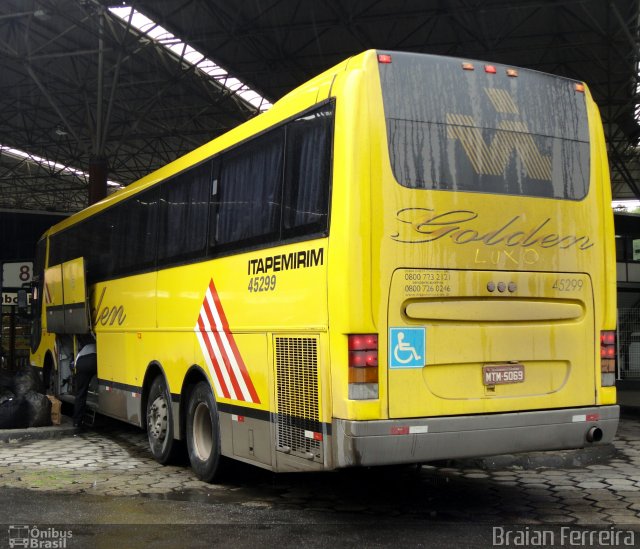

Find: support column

[88,157,108,205]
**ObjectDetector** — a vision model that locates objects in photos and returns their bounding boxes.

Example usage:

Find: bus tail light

[377,54,392,64]
[348,334,379,400]
[600,330,616,386]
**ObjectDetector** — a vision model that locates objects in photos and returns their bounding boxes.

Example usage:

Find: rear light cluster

[460,62,517,77]
[600,331,616,387]
[458,60,583,93]
[348,334,379,400]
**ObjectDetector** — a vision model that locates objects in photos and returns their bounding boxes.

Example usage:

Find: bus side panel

[586,92,617,406]
[91,273,156,423]
[155,241,328,470]
[326,60,381,423]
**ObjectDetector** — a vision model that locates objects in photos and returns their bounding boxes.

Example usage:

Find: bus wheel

[146,376,175,464]
[186,381,222,482]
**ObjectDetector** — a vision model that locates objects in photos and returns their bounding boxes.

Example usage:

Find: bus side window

[157,160,211,266]
[111,187,158,276]
[283,102,334,238]
[210,127,284,252]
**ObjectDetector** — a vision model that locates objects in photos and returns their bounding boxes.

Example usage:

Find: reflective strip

[305,430,323,441]
[44,283,52,304]
[194,279,260,404]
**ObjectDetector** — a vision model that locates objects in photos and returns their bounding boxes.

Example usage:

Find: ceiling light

[0,144,123,188]
[33,9,50,20]
[109,6,272,112]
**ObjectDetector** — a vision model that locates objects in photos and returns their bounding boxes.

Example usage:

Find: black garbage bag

[24,390,51,428]
[0,369,13,390]
[0,398,28,429]
[13,367,41,398]
[0,387,14,405]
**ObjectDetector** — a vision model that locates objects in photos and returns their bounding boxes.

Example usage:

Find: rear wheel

[186,381,222,482]
[146,376,176,464]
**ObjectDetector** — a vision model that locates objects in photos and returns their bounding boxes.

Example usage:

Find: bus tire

[146,376,175,464]
[186,381,222,482]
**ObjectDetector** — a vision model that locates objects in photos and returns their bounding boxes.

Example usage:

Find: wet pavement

[0,412,639,547]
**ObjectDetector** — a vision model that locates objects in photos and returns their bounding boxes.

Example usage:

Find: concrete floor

[0,413,639,547]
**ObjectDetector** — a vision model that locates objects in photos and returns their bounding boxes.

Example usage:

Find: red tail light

[377,54,392,64]
[600,330,616,383]
[348,334,378,351]
[348,334,379,399]
[601,332,615,346]
[484,65,497,74]
[349,350,378,367]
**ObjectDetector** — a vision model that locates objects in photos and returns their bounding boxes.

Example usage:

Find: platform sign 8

[2,262,33,288]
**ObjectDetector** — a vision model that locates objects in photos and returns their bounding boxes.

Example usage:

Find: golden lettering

[91,287,127,327]
[392,208,593,251]
[473,247,541,266]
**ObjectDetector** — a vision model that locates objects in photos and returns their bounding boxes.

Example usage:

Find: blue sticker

[389,327,426,369]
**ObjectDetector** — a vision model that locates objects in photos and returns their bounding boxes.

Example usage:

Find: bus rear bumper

[333,405,619,468]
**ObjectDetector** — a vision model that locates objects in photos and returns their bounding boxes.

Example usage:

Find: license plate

[483,363,525,385]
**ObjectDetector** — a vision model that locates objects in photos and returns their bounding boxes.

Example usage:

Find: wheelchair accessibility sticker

[389,327,426,368]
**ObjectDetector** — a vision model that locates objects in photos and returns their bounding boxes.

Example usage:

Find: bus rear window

[379,52,590,200]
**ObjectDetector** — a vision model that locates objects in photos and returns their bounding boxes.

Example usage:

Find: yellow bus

[30,50,618,481]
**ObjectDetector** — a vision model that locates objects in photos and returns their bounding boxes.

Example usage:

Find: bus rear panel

[332,51,617,467]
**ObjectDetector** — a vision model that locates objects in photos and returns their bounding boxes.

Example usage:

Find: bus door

[44,257,90,396]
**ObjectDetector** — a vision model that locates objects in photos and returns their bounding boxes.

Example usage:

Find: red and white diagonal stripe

[195,279,260,404]
[44,282,52,305]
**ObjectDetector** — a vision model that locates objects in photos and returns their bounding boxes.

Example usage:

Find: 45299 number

[248,275,276,293]
[552,278,583,292]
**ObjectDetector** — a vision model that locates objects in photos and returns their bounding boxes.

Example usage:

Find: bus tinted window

[211,127,284,250]
[379,52,590,200]
[158,161,211,264]
[49,186,158,282]
[209,101,333,255]
[111,189,158,275]
[49,101,334,281]
[283,104,333,237]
